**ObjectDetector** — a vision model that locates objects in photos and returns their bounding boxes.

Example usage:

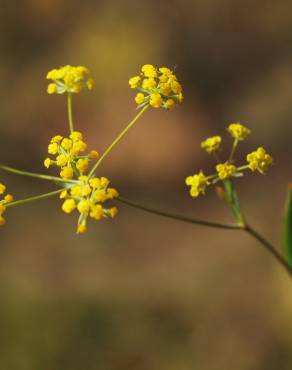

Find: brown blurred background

[0,1,292,369]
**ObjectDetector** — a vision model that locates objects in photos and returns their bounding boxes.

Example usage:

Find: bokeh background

[0,1,292,369]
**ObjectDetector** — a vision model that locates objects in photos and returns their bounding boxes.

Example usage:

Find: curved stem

[244,223,292,277]
[117,196,241,230]
[0,164,79,184]
[67,92,74,133]
[88,104,150,177]
[6,189,64,208]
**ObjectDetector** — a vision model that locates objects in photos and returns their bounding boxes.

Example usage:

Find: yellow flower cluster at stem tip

[44,131,99,179]
[185,171,207,198]
[216,163,236,180]
[185,122,273,198]
[227,123,250,141]
[0,182,14,226]
[247,147,273,174]
[46,65,94,94]
[129,64,183,109]
[60,176,119,233]
[201,136,222,154]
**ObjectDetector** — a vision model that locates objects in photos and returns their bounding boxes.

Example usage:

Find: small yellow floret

[77,199,91,214]
[62,199,76,214]
[76,158,89,173]
[89,150,99,159]
[150,93,163,108]
[129,76,141,88]
[47,83,57,94]
[135,93,145,105]
[4,194,13,203]
[227,123,251,141]
[77,224,87,234]
[0,216,6,226]
[60,167,74,179]
[201,136,222,154]
[44,158,52,168]
[48,143,59,155]
[0,183,6,195]
[185,171,207,198]
[216,163,236,180]
[247,147,273,174]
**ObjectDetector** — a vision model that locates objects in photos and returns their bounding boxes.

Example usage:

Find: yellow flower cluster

[216,163,236,180]
[46,65,94,95]
[60,176,118,233]
[44,131,99,179]
[129,65,183,109]
[185,123,273,198]
[227,123,250,141]
[201,136,222,154]
[247,147,273,173]
[185,171,207,198]
[0,183,14,226]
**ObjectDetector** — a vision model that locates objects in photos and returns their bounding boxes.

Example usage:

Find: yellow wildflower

[62,199,76,213]
[150,93,163,108]
[185,171,208,197]
[247,147,273,173]
[201,136,222,154]
[0,183,14,226]
[227,123,250,141]
[46,65,94,94]
[129,76,141,88]
[216,163,236,180]
[60,167,74,179]
[135,93,145,105]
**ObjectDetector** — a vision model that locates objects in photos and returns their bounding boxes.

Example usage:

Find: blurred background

[0,0,292,369]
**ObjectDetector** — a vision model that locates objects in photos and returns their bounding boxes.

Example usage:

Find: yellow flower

[46,65,94,94]
[247,147,273,173]
[77,223,87,234]
[77,199,91,213]
[201,136,222,154]
[0,183,6,195]
[44,158,52,168]
[60,167,74,179]
[89,150,99,159]
[150,93,163,108]
[129,76,141,88]
[56,154,70,167]
[216,163,236,180]
[48,143,59,155]
[76,158,89,173]
[135,93,145,105]
[62,199,76,213]
[4,194,13,203]
[185,171,207,197]
[227,123,250,141]
[130,64,183,109]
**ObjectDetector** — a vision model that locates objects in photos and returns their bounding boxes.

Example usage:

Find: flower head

[247,147,273,174]
[216,163,236,180]
[129,65,183,109]
[46,65,94,94]
[44,131,99,179]
[0,183,14,226]
[185,171,207,197]
[227,123,250,141]
[60,176,119,233]
[201,136,222,154]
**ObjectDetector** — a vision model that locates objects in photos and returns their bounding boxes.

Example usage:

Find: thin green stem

[67,92,74,133]
[89,104,150,177]
[117,196,242,230]
[0,164,79,184]
[229,138,239,162]
[244,223,292,278]
[6,189,64,208]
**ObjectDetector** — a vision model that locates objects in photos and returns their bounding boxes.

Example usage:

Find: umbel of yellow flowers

[0,183,13,226]
[46,65,94,94]
[44,131,99,180]
[129,64,183,109]
[185,123,273,198]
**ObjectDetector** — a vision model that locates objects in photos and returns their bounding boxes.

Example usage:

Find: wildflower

[247,147,273,174]
[46,65,94,94]
[129,64,183,109]
[185,171,208,197]
[216,163,236,180]
[227,123,250,141]
[0,183,14,226]
[201,136,222,154]
[60,176,119,233]
[44,131,98,179]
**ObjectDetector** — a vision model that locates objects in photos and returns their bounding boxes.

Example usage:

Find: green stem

[89,104,150,177]
[117,196,242,230]
[6,189,64,208]
[0,164,79,184]
[229,138,239,162]
[244,223,292,278]
[67,92,74,133]
[117,196,292,278]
